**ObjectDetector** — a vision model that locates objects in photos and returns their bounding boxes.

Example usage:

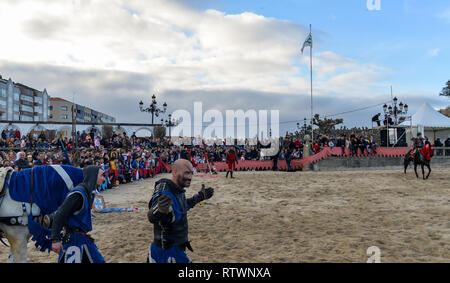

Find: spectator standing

[434,138,443,156]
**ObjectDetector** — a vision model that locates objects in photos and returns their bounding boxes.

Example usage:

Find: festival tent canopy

[399,102,450,129]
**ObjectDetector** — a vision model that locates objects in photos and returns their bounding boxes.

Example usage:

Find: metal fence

[433,147,450,158]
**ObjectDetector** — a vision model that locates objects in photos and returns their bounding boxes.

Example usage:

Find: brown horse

[404,148,431,179]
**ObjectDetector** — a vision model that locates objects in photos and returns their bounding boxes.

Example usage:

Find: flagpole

[309,24,313,143]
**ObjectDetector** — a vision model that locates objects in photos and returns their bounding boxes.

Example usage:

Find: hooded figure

[49,165,106,263]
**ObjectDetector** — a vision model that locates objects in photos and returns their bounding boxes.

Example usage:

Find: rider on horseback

[411,132,425,158]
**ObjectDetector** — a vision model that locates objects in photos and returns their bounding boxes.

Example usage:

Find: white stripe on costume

[51,165,74,190]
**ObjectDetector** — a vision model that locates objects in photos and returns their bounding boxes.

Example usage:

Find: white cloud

[0,0,394,127]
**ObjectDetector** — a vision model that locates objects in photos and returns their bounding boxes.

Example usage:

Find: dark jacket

[148,178,202,250]
[15,158,31,170]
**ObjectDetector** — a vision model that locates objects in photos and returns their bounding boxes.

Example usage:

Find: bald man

[146,159,214,263]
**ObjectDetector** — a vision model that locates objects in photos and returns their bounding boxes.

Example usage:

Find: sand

[1,168,449,263]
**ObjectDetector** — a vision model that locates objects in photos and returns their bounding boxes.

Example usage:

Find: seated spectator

[15,152,31,171]
[372,113,381,127]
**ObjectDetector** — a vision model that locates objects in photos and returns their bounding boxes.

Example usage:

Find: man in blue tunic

[49,165,106,263]
[147,159,214,263]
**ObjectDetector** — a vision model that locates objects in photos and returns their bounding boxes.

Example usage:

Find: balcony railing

[19,110,34,116]
[20,100,34,107]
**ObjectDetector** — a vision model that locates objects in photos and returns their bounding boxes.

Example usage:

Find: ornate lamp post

[381,92,408,147]
[139,94,167,124]
[383,97,408,126]
[161,114,179,137]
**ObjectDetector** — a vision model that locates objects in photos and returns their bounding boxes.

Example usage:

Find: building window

[21,105,33,112]
[14,92,20,101]
[60,114,68,119]
[21,95,33,103]
[0,100,6,108]
[0,89,5,98]
[35,97,42,104]
[20,115,33,121]
[61,106,68,111]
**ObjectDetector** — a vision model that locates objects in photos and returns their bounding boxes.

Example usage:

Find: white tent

[399,102,450,143]
[399,102,450,128]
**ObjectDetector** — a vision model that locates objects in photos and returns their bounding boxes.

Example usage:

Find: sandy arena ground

[1,168,449,263]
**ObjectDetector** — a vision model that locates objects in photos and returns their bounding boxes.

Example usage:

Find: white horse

[0,165,83,263]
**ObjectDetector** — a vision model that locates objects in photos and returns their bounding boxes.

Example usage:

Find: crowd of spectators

[0,128,448,183]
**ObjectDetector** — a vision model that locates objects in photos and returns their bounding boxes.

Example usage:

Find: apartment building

[0,75,49,122]
[49,97,116,123]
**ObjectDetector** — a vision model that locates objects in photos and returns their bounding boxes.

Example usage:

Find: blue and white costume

[58,187,105,263]
[51,165,105,263]
[147,178,214,263]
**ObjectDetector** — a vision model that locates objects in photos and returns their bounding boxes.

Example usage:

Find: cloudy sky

[0,0,448,136]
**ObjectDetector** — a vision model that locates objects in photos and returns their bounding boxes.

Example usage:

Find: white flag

[301,33,313,54]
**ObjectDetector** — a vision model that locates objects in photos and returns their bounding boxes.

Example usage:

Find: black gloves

[198,184,214,201]
[156,194,172,215]
[148,194,172,224]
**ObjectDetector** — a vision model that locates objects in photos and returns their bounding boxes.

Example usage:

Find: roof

[50,97,70,102]
[399,102,450,129]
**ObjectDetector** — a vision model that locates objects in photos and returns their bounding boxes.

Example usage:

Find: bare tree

[312,114,344,135]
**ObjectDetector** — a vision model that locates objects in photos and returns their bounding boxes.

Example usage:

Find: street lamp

[382,96,408,126]
[297,118,308,136]
[138,94,167,124]
[162,113,179,136]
